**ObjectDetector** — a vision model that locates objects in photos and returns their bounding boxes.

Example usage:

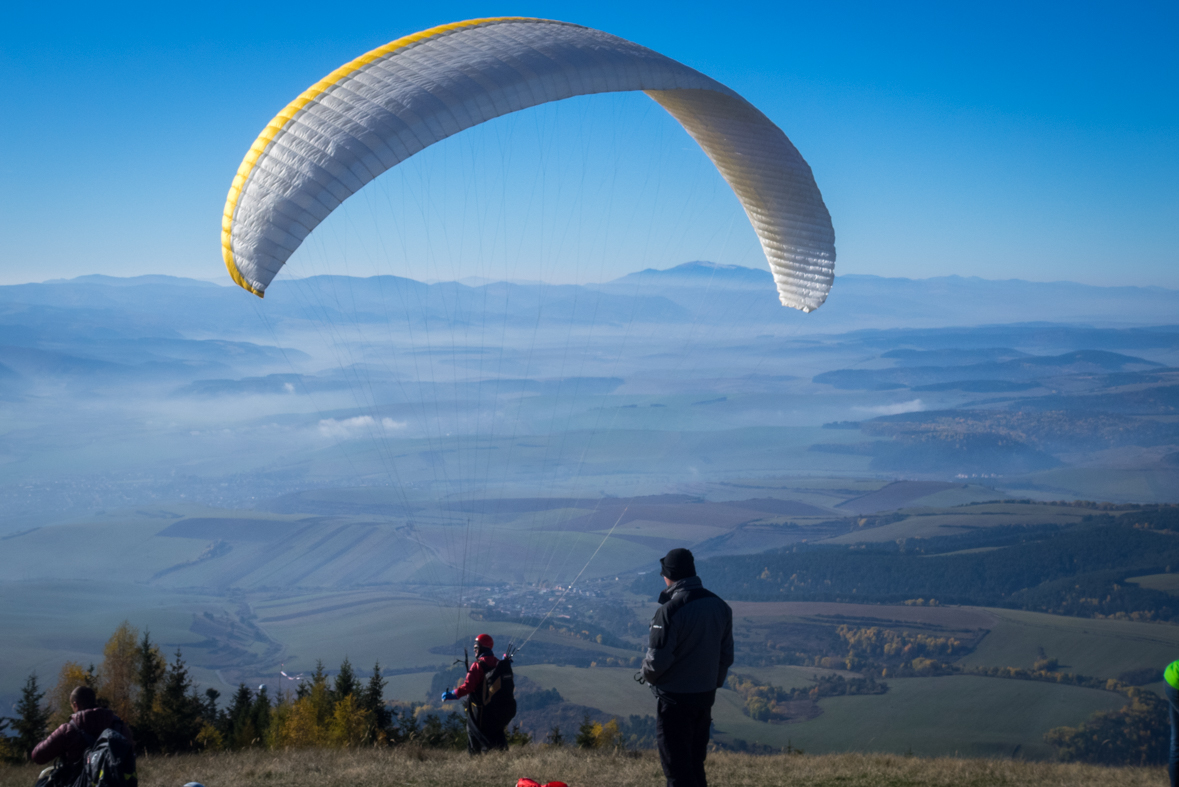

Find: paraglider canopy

[221,17,835,311]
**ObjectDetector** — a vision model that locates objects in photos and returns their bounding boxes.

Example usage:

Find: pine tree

[223,684,254,749]
[202,688,222,726]
[333,657,359,701]
[156,650,202,753]
[545,724,565,747]
[249,686,271,747]
[11,672,51,759]
[575,713,597,748]
[134,629,166,752]
[397,706,420,743]
[506,724,532,747]
[442,712,467,750]
[306,661,333,727]
[360,662,393,740]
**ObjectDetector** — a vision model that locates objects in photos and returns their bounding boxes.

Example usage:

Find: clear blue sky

[2,1,1175,287]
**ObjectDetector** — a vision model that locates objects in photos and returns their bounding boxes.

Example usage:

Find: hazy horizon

[22,264,1179,293]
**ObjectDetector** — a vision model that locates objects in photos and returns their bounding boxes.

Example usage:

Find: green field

[958,608,1179,678]
[1022,466,1179,504]
[0,517,203,583]
[517,665,654,717]
[823,502,1090,544]
[1128,573,1179,595]
[0,580,225,700]
[514,666,1126,760]
[713,675,1126,759]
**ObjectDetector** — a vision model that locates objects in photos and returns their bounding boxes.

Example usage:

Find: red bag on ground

[517,779,567,787]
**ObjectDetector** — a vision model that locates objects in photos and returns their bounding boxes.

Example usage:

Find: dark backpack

[69,720,137,787]
[480,655,517,730]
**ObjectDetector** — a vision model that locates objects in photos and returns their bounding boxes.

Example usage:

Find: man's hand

[440,690,457,702]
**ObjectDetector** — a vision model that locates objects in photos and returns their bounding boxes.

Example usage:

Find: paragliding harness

[477,645,517,732]
[36,719,137,787]
[68,718,137,787]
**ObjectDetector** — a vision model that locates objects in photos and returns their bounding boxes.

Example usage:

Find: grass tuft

[1,747,1165,787]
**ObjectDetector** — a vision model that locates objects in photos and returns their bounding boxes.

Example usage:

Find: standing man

[642,548,733,787]
[440,633,507,754]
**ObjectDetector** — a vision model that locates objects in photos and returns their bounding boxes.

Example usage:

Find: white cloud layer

[318,416,407,438]
[854,399,925,416]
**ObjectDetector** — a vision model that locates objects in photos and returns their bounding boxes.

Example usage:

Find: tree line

[0,621,404,761]
[1,621,658,762]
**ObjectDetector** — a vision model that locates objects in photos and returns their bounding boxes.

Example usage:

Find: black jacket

[641,576,734,693]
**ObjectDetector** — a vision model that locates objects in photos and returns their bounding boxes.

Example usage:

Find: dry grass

[1,748,1164,787]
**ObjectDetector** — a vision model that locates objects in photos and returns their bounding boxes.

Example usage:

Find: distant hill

[5,266,1179,334]
[599,264,1179,329]
[46,274,223,288]
[609,261,772,289]
[814,349,1164,391]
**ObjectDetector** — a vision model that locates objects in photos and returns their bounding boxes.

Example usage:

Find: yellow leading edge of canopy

[220,16,550,298]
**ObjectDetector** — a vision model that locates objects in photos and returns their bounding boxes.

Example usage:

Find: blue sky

[1,1,1175,288]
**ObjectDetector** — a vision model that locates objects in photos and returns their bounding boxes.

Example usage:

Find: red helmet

[475,633,494,649]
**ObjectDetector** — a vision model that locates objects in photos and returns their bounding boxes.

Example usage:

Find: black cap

[660,548,696,581]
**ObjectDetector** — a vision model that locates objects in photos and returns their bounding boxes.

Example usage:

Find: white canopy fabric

[222,17,836,311]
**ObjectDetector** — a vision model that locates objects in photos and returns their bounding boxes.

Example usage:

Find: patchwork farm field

[3,492,1177,759]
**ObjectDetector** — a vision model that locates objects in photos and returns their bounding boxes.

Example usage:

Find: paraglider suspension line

[515,506,628,652]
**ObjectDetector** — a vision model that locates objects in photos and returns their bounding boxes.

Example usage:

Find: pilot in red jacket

[440,633,506,753]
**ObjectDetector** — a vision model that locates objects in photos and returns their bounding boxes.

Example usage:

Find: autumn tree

[100,621,140,723]
[272,665,334,748]
[592,719,622,750]
[1045,688,1167,765]
[48,662,96,728]
[272,695,325,748]
[327,694,372,747]
[305,662,334,728]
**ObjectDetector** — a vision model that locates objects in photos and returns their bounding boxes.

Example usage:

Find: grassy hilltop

[0,748,1166,787]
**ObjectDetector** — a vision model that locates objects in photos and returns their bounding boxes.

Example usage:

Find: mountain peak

[609,261,771,287]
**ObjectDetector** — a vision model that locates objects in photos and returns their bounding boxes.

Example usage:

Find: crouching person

[642,549,734,787]
[440,633,509,754]
[31,686,135,787]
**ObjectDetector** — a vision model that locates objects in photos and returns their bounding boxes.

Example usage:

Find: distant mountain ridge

[609,261,772,288]
[4,264,1178,334]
